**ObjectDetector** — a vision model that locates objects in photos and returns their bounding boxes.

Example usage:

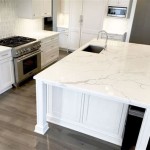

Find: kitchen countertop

[0,46,11,53]
[34,39,150,108]
[19,30,59,40]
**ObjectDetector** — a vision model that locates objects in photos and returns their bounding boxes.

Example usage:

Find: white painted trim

[34,124,49,135]
[34,81,49,135]
[135,108,150,150]
[0,85,12,94]
[47,114,122,146]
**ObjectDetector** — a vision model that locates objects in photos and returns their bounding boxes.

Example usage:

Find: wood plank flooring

[0,51,121,150]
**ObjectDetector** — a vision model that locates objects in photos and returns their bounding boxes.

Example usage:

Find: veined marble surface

[34,39,150,108]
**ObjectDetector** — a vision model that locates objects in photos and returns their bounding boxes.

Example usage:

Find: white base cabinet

[57,27,69,50]
[41,35,59,69]
[46,86,128,146]
[0,50,14,94]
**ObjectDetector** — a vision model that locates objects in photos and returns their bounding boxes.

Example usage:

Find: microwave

[107,6,127,18]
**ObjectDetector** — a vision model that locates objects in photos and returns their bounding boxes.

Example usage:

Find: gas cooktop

[0,36,36,47]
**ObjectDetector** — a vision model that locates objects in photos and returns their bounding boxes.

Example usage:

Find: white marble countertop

[0,46,11,53]
[34,39,150,108]
[18,30,59,41]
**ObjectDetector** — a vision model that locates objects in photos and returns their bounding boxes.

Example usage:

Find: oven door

[14,50,41,84]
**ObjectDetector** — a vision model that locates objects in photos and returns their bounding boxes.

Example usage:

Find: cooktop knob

[27,48,31,51]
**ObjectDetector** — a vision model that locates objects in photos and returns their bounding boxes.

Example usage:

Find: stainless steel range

[0,36,41,86]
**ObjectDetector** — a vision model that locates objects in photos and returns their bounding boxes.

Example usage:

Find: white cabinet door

[57,27,69,49]
[68,0,106,50]
[83,95,128,139]
[41,35,59,68]
[0,58,14,94]
[49,87,83,123]
[68,0,82,50]
[80,0,107,46]
[17,0,52,18]
[42,0,52,17]
[32,0,43,18]
[58,33,68,49]
[17,0,42,19]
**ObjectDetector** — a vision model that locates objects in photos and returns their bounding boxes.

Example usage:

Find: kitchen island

[34,39,150,150]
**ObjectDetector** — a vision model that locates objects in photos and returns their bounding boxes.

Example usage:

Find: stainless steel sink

[82,45,104,54]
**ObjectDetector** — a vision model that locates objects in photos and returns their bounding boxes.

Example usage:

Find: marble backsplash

[0,0,43,39]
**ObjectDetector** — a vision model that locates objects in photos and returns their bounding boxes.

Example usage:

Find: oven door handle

[16,51,41,62]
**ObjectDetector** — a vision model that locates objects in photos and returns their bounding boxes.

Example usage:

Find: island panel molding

[37,84,128,145]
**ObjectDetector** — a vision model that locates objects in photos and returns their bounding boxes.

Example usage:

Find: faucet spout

[97,30,108,50]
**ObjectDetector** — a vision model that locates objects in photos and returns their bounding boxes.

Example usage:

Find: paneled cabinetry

[17,0,52,19]
[57,27,69,50]
[68,0,107,51]
[47,86,128,145]
[42,0,52,17]
[0,49,14,94]
[41,35,59,69]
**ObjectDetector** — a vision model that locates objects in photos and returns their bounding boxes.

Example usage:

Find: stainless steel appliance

[130,0,150,45]
[107,6,127,18]
[0,36,41,86]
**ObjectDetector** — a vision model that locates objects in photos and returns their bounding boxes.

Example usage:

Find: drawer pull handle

[1,54,8,57]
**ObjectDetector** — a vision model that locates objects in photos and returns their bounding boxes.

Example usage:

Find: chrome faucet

[97,30,108,50]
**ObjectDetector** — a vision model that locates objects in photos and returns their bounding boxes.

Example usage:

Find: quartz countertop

[34,39,150,108]
[0,46,11,53]
[19,30,59,41]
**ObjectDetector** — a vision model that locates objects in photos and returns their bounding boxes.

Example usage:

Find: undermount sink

[82,45,104,54]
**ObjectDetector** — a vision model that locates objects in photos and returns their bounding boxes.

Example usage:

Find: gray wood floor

[0,51,121,150]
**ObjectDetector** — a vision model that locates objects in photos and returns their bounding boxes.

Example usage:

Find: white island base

[34,81,150,149]
[34,39,150,150]
[35,80,128,145]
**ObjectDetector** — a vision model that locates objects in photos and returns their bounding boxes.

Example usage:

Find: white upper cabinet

[42,0,52,17]
[108,0,130,7]
[17,0,52,19]
[61,0,70,14]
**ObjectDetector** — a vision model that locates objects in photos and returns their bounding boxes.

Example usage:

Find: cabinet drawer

[44,50,59,65]
[41,35,59,44]
[0,50,12,61]
[41,41,59,50]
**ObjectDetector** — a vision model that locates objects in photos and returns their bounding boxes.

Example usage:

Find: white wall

[103,17,128,34]
[0,0,43,39]
[0,0,16,38]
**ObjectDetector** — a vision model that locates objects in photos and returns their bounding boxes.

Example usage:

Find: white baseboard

[34,123,49,135]
[0,85,12,94]
[47,114,122,146]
